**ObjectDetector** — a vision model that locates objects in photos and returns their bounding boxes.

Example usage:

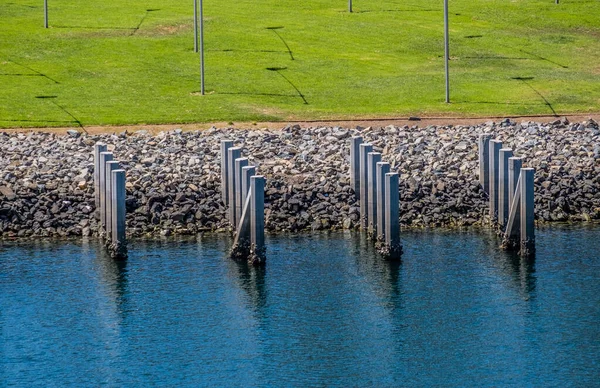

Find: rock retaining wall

[1,118,599,238]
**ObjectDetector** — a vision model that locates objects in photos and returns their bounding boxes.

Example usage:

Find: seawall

[1,118,599,238]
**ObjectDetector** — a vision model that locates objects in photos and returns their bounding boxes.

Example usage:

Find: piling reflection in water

[93,238,129,317]
[1,227,599,386]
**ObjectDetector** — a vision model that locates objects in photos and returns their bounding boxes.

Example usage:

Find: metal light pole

[44,0,48,28]
[193,0,198,52]
[200,0,205,95]
[349,0,353,13]
[444,0,449,103]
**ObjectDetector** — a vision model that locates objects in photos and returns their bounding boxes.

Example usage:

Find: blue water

[1,227,599,387]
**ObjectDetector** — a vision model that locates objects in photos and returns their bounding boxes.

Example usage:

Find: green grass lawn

[1,0,599,128]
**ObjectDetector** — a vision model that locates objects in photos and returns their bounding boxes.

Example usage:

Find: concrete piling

[498,148,513,230]
[234,157,248,227]
[367,152,381,239]
[359,143,373,229]
[489,140,502,222]
[503,174,521,251]
[508,157,522,215]
[478,134,492,193]
[376,162,390,243]
[502,167,535,256]
[230,166,255,263]
[520,168,535,257]
[220,140,233,205]
[381,172,402,260]
[98,152,113,232]
[104,161,121,239]
[94,143,107,220]
[241,166,256,209]
[350,136,363,199]
[250,175,266,266]
[109,169,127,260]
[227,147,242,227]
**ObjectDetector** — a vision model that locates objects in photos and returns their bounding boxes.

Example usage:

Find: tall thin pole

[349,0,353,13]
[444,0,449,103]
[200,0,205,95]
[44,0,48,28]
[193,0,198,52]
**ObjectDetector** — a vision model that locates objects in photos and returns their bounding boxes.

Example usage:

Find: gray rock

[67,129,81,138]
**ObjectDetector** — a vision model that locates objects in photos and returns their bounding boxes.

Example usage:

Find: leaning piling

[223,141,266,266]
[479,137,535,257]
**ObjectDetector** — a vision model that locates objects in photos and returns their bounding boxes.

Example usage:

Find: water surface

[1,227,599,386]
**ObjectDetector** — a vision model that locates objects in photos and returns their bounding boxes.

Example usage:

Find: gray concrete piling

[350,136,363,199]
[367,152,382,239]
[381,172,402,260]
[503,173,521,251]
[508,157,522,215]
[520,168,535,257]
[234,157,248,227]
[109,169,127,260]
[489,140,502,222]
[498,148,513,230]
[478,134,492,193]
[104,161,121,239]
[94,143,107,220]
[376,162,390,243]
[98,152,113,232]
[502,167,535,256]
[227,147,242,227]
[220,140,233,205]
[250,175,266,266]
[359,143,373,229]
[241,165,256,209]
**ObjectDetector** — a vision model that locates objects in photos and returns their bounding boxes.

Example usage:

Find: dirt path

[2,113,599,135]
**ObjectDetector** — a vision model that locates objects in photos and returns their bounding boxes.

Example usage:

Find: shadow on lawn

[510,76,558,116]
[266,67,308,104]
[266,27,294,61]
[354,9,439,13]
[217,92,299,98]
[0,58,59,84]
[0,119,78,124]
[51,9,160,35]
[452,77,557,116]
[35,96,87,132]
[208,49,288,54]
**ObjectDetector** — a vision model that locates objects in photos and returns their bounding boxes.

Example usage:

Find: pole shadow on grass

[51,9,160,35]
[4,3,38,8]
[265,27,294,61]
[52,26,136,30]
[1,58,59,84]
[494,42,569,69]
[452,101,549,106]
[352,9,438,13]
[463,56,536,60]
[208,49,288,54]
[0,119,78,124]
[216,92,299,98]
[511,76,558,116]
[266,67,308,105]
[130,9,160,36]
[35,95,87,132]
[461,36,569,69]
[453,76,557,115]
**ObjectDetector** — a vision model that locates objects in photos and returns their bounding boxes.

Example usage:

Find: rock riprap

[1,118,599,238]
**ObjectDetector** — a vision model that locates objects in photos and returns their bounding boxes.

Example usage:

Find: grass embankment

[0,0,599,128]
